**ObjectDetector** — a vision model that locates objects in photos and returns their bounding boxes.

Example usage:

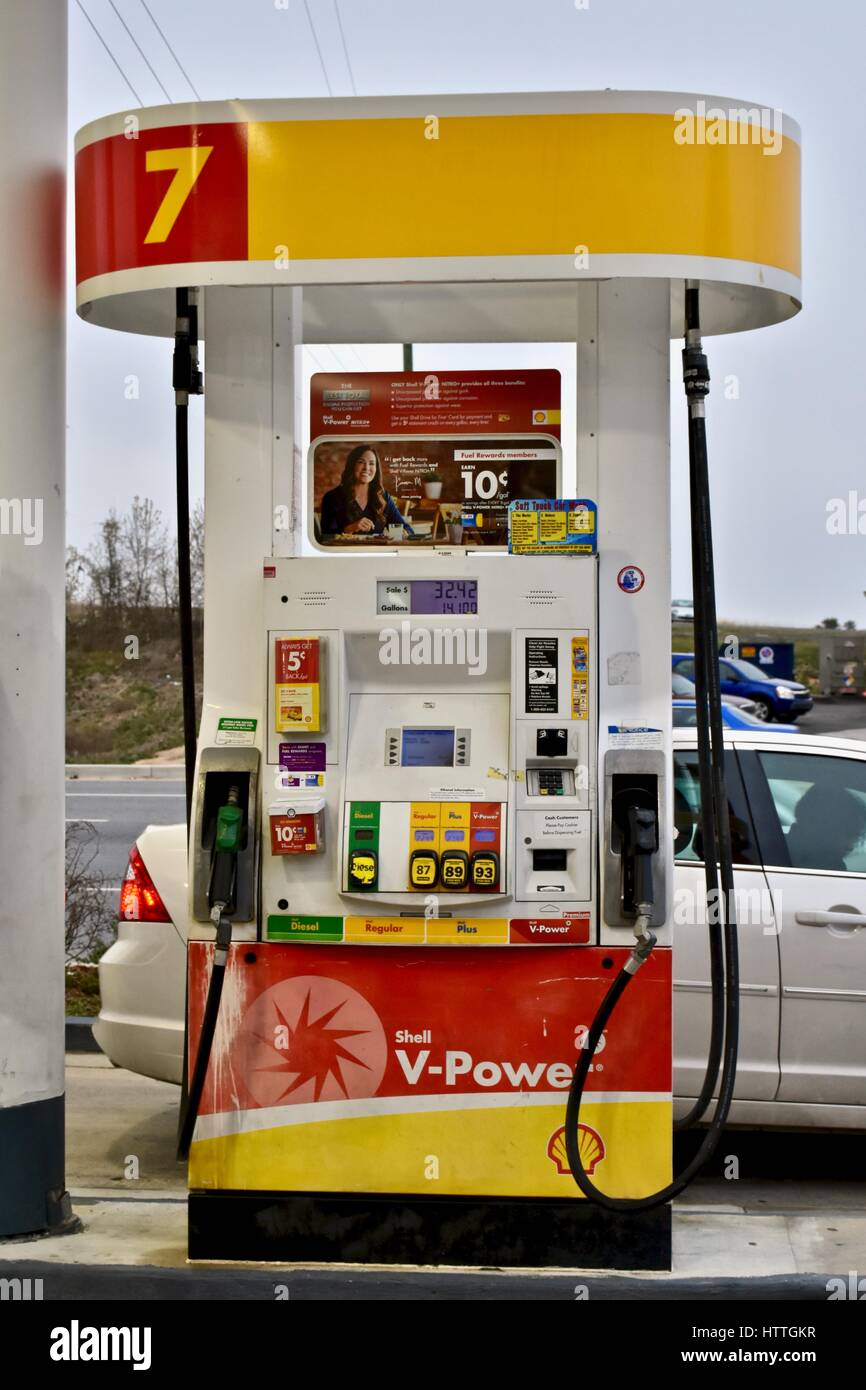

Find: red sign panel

[509,914,592,944]
[75,122,248,283]
[310,371,561,439]
[188,944,671,1116]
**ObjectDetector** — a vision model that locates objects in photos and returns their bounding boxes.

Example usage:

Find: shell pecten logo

[547,1123,605,1176]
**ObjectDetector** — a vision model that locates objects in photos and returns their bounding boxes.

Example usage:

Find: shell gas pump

[73,90,801,1270]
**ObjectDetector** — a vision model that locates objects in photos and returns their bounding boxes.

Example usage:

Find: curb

[65,764,184,780]
[65,1018,101,1054]
[0,1262,842,1301]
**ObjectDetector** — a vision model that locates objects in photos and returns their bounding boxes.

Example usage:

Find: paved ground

[0,1054,856,1287]
[795,698,866,739]
[65,775,185,887]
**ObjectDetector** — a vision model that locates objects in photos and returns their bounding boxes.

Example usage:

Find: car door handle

[795,910,866,927]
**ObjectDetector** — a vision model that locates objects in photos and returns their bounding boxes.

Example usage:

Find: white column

[0,0,70,1234]
[590,279,674,944]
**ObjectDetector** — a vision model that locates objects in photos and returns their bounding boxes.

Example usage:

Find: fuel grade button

[409,849,439,889]
[348,849,378,890]
[439,850,469,890]
[470,850,500,890]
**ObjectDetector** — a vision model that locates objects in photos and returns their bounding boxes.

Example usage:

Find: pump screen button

[409,850,439,889]
[440,850,469,890]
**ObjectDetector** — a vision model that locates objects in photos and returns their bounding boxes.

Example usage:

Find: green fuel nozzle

[215,785,244,853]
[209,785,243,914]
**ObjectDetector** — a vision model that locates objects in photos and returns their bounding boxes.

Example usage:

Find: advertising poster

[309,371,561,548]
[187,943,671,1200]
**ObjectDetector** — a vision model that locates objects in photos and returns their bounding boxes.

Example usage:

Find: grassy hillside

[67,608,202,763]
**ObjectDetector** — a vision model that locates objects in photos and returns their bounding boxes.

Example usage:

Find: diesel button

[348,849,378,891]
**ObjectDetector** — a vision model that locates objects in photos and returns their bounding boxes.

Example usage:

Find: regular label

[525,637,559,713]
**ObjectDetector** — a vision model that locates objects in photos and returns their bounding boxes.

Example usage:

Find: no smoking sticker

[617,565,645,594]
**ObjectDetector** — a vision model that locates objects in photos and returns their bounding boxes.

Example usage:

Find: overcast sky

[68,0,866,625]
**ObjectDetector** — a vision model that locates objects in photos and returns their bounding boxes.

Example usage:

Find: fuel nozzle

[611,788,659,943]
[208,784,243,918]
[625,803,658,904]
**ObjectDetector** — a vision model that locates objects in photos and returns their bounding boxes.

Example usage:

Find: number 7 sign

[76,122,248,282]
[144,147,214,244]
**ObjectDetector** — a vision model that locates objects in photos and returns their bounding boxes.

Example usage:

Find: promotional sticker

[508,498,597,554]
[278,742,326,787]
[215,716,257,746]
[571,635,589,720]
[274,637,321,732]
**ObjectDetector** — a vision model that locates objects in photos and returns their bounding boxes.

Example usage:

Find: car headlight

[775,686,795,699]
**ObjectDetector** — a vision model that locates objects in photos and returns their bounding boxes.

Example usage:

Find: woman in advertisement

[320,444,414,540]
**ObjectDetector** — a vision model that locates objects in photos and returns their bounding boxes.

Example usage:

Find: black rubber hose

[563,282,740,1209]
[177,922,231,1161]
[674,330,725,1130]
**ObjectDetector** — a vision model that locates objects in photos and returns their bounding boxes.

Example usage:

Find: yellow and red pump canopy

[74,91,801,339]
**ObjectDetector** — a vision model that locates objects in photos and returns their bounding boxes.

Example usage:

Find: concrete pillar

[0,0,71,1235]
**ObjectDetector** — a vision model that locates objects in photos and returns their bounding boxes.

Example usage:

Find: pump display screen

[400,728,455,767]
[377,580,478,615]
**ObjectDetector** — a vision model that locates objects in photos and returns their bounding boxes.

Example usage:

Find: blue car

[672,698,798,733]
[672,653,812,723]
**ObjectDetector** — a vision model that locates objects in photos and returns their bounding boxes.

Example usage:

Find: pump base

[188,1190,671,1270]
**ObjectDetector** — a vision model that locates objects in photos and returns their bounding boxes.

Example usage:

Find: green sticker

[215,717,258,746]
[267,914,344,942]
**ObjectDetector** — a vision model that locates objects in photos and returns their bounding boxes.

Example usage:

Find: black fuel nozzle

[624,804,659,920]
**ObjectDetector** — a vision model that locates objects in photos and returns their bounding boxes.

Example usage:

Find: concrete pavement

[0,1054,859,1289]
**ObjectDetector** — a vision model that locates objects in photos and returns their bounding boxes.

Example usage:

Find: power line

[333,0,357,95]
[108,0,173,102]
[137,0,201,101]
[303,0,333,96]
[75,0,143,105]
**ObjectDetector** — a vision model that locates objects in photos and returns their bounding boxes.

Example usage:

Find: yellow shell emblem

[547,1123,605,1176]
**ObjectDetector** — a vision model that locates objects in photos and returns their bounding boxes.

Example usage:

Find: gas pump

[73,89,802,1271]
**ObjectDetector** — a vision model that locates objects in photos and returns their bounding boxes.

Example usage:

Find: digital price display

[400,728,455,768]
[377,579,478,615]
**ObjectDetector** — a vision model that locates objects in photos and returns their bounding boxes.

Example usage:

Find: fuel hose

[563,282,740,1209]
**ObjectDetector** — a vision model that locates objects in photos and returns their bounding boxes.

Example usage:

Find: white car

[95,730,866,1129]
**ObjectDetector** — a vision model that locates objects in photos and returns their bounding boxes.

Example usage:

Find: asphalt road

[65,776,186,889]
[793,698,866,738]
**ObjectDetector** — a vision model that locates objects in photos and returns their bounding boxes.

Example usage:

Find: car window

[757,751,866,873]
[675,659,695,679]
[672,707,698,727]
[672,673,695,696]
[719,661,741,683]
[673,749,760,866]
